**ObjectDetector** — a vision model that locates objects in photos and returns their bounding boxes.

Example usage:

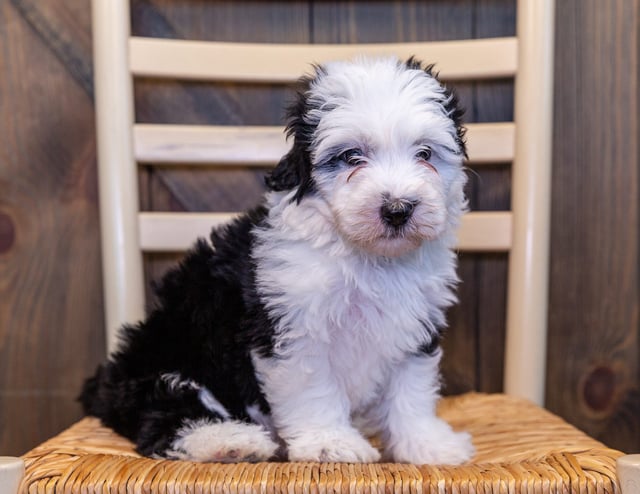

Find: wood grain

[546,0,639,453]
[0,0,103,455]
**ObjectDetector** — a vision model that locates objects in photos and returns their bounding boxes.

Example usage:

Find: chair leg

[617,454,640,494]
[0,457,24,494]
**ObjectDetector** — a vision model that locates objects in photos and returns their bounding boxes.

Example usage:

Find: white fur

[251,195,468,463]
[370,350,475,464]
[305,59,467,259]
[248,58,473,464]
[198,388,231,420]
[168,418,279,463]
[160,372,200,392]
[246,404,275,432]
[161,372,231,419]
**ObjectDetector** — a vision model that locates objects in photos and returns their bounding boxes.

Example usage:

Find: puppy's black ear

[265,74,317,203]
[405,57,467,158]
[441,85,467,158]
[266,151,304,192]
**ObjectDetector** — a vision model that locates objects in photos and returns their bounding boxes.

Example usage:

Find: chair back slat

[130,36,518,82]
[133,122,515,165]
[138,211,512,253]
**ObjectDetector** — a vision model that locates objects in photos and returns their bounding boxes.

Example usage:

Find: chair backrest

[91,0,554,406]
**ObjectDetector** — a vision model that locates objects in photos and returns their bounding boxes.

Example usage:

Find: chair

[12,0,639,492]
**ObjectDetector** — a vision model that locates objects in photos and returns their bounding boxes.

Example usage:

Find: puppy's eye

[339,149,365,166]
[415,147,432,161]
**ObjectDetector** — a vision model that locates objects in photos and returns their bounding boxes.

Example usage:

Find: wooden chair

[8,0,639,492]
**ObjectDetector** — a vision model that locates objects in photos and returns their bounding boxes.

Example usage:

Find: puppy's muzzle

[380,198,417,228]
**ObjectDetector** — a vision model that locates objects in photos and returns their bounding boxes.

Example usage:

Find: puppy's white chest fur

[253,194,456,412]
[323,276,423,410]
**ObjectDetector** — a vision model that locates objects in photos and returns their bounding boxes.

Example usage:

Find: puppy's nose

[380,198,416,227]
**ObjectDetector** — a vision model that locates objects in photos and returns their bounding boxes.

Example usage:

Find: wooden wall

[546,0,639,450]
[0,0,637,456]
[0,0,104,456]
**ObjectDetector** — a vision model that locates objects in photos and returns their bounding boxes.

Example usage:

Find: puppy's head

[266,57,467,258]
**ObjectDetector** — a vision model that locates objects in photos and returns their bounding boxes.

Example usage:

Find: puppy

[80,56,474,465]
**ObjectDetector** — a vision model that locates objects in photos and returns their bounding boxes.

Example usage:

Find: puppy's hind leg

[137,375,279,463]
[167,417,279,463]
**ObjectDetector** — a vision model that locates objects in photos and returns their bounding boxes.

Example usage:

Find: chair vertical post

[92,0,145,354]
[504,0,555,405]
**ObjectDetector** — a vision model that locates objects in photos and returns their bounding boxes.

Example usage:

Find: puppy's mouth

[333,198,446,257]
[364,221,437,258]
[374,210,447,257]
[367,233,423,258]
[381,223,412,240]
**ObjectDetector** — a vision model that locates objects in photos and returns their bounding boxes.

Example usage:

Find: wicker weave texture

[21,393,622,493]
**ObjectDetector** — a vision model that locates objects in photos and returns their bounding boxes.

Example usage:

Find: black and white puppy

[80,57,474,465]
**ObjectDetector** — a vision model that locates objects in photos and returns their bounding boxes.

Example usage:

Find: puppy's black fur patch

[79,207,275,457]
[405,57,467,157]
[265,76,318,202]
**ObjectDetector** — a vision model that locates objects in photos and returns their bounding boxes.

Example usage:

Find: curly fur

[80,57,474,465]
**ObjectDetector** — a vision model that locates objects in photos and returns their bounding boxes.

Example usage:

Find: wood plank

[471,0,516,395]
[132,1,310,43]
[9,0,94,98]
[0,0,104,455]
[139,212,232,251]
[457,211,512,251]
[131,2,306,128]
[474,166,511,393]
[134,125,288,165]
[138,211,511,253]
[546,0,639,452]
[133,122,515,165]
[312,0,476,44]
[0,393,82,456]
[129,36,517,82]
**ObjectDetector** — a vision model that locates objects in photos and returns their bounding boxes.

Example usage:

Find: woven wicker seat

[22,394,622,493]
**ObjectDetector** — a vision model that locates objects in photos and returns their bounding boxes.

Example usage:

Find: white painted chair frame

[92,0,551,406]
[0,457,24,494]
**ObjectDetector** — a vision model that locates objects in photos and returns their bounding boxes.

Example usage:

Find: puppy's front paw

[387,421,475,465]
[287,428,381,463]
